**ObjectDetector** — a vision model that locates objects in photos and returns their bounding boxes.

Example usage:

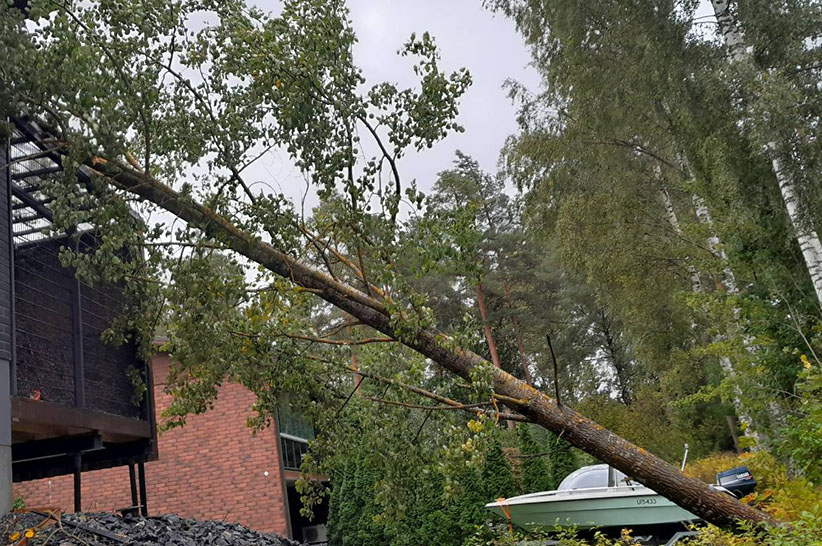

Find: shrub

[686,452,822,521]
[684,451,742,484]
[684,510,822,546]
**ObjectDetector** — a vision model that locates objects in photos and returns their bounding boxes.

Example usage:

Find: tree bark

[658,164,761,445]
[769,147,822,308]
[89,157,773,527]
[691,195,738,295]
[476,283,502,369]
[349,325,361,389]
[709,0,822,308]
[476,283,515,428]
[692,194,767,447]
[596,307,632,406]
[502,281,535,386]
[659,186,702,292]
[476,188,535,386]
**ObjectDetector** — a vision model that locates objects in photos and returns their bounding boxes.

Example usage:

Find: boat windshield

[557,464,629,490]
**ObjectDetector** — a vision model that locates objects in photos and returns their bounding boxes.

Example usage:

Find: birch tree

[708,0,822,309]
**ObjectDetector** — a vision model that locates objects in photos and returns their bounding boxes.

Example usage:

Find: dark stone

[1,512,304,546]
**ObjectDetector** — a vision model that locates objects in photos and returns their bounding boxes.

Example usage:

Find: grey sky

[248,1,540,209]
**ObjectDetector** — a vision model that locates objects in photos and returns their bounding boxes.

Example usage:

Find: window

[281,437,310,471]
[557,464,627,490]
[278,403,314,471]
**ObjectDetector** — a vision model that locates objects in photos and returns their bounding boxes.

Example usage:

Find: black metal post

[128,461,138,509]
[73,452,82,512]
[1,130,16,512]
[137,460,147,516]
[4,132,16,398]
[71,277,84,408]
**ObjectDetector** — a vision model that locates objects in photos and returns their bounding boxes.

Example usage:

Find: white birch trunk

[660,186,702,292]
[769,146,822,307]
[692,193,778,446]
[710,0,822,309]
[656,164,764,445]
[692,195,739,294]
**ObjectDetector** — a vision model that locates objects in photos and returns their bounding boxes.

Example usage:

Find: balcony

[3,117,156,485]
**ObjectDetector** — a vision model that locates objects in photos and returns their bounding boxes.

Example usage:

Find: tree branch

[363,396,492,412]
[283,334,395,346]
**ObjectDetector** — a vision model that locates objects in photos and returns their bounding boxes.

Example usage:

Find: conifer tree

[547,432,577,490]
[517,423,554,494]
[482,436,519,500]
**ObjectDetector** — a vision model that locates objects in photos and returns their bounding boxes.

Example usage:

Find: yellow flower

[9,531,20,540]
[25,529,35,538]
[801,354,812,369]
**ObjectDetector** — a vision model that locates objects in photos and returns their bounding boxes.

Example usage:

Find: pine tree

[517,423,554,494]
[547,432,577,490]
[482,436,519,500]
[328,462,355,546]
[326,462,347,545]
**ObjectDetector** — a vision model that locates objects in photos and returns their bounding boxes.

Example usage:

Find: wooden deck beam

[11,398,152,443]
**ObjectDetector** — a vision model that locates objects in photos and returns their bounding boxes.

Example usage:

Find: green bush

[684,510,822,546]
[686,451,821,521]
[778,357,822,485]
[328,435,519,546]
[465,512,822,546]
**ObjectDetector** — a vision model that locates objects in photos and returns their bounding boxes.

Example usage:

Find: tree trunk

[692,194,767,447]
[710,0,822,308]
[691,196,738,294]
[476,283,502,369]
[659,186,702,292]
[658,175,763,445]
[726,415,741,455]
[661,156,769,445]
[90,157,773,527]
[596,307,632,406]
[476,283,515,428]
[769,147,822,308]
[502,281,535,386]
[475,186,534,385]
[349,325,361,389]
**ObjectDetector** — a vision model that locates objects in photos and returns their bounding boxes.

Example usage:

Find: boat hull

[486,489,699,530]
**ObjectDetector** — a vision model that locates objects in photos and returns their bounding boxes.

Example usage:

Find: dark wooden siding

[81,280,141,418]
[12,237,143,418]
[13,239,75,405]
[7,117,156,484]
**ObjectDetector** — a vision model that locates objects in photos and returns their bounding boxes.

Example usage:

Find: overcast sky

[246,1,540,209]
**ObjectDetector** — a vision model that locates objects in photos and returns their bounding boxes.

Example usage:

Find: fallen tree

[88,156,771,527]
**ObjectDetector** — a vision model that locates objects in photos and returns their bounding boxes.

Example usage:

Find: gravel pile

[1,512,303,546]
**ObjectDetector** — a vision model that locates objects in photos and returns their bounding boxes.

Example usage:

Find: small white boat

[486,464,700,530]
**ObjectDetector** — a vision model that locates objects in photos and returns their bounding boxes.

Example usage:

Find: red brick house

[15,351,328,543]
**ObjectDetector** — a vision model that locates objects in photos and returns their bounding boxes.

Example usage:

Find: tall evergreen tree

[517,424,554,494]
[547,432,577,491]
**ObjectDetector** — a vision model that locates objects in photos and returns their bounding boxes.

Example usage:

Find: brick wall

[14,353,290,535]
